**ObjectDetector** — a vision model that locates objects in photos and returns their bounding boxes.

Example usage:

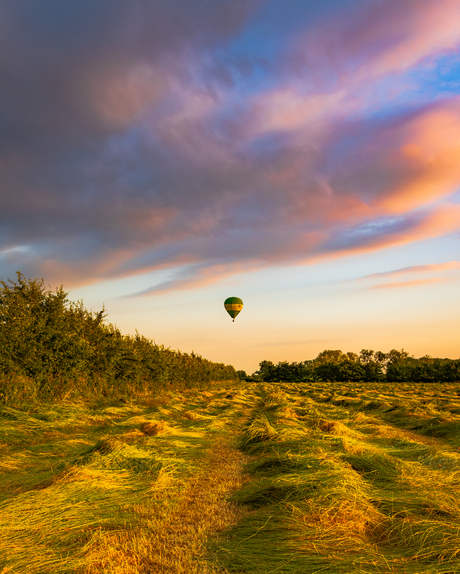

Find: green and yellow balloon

[224,296,243,322]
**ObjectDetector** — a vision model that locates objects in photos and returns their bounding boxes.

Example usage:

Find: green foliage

[0,273,237,404]
[256,359,317,382]
[256,348,459,383]
[387,356,460,383]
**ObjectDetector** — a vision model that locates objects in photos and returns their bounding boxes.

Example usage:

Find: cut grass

[2,381,460,573]
[84,439,248,574]
[215,382,460,574]
[0,384,256,574]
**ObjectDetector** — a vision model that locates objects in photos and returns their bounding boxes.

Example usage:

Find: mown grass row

[214,383,460,573]
[304,381,460,450]
[0,384,259,574]
[3,381,460,573]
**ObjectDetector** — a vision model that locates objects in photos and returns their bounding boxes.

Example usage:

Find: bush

[0,273,237,404]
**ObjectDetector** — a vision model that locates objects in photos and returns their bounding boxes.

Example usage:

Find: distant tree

[338,359,366,382]
[386,359,415,382]
[387,349,411,364]
[440,359,460,382]
[314,361,343,382]
[314,349,345,364]
[257,360,276,382]
[358,349,384,381]
[374,351,389,370]
[253,348,460,385]
[359,349,374,364]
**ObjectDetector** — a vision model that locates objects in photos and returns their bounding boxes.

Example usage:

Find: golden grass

[0,386,255,574]
[182,410,202,421]
[3,381,460,573]
[83,440,248,574]
[216,381,460,573]
[140,421,168,436]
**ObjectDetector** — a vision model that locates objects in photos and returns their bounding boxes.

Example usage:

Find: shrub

[0,273,237,404]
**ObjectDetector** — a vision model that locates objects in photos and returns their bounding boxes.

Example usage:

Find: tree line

[0,273,237,404]
[251,348,460,383]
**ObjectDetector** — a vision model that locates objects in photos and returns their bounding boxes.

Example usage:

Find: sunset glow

[1,0,459,373]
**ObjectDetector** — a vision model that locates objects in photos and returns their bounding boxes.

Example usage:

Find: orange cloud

[378,100,460,214]
[302,204,460,268]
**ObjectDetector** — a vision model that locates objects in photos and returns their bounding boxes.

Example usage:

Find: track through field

[1,381,460,573]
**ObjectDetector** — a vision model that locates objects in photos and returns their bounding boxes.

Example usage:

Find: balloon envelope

[224,297,243,321]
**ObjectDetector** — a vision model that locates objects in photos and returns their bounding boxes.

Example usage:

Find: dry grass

[182,410,202,421]
[3,381,460,573]
[84,440,248,574]
[216,381,460,573]
[0,386,254,574]
[140,421,168,436]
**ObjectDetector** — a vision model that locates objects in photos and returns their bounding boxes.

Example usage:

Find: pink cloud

[253,0,460,141]
[309,204,460,264]
[3,0,460,299]
[295,0,460,83]
[369,277,453,290]
[377,99,460,214]
[251,88,348,137]
[359,0,460,78]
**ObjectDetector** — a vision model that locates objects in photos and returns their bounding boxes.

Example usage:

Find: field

[1,381,460,573]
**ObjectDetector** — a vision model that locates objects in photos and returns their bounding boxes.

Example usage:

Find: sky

[1,0,459,374]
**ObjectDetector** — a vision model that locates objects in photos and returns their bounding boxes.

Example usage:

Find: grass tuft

[140,421,167,436]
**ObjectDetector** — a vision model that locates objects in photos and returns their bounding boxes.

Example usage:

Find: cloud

[130,261,253,296]
[1,0,460,294]
[369,277,453,290]
[377,101,460,213]
[353,259,460,291]
[357,0,460,78]
[317,205,460,261]
[293,0,460,83]
[362,261,460,281]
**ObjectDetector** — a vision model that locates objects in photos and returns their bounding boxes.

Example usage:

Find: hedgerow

[0,273,237,404]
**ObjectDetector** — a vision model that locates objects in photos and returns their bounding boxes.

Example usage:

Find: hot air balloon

[224,297,243,322]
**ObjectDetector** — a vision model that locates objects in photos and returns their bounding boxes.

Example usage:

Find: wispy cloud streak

[369,277,453,290]
[362,261,460,281]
